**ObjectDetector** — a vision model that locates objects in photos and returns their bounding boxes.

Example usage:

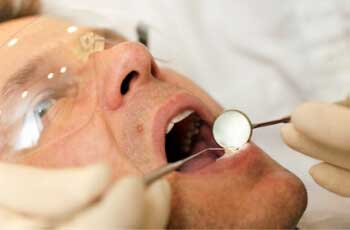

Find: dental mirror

[213,110,291,150]
[145,98,350,186]
[213,110,253,150]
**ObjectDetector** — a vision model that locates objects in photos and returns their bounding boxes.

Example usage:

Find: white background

[43,0,350,227]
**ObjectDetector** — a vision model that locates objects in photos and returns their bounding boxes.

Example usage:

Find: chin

[158,112,307,228]
[165,144,307,228]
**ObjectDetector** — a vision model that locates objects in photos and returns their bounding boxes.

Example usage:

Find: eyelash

[137,23,149,47]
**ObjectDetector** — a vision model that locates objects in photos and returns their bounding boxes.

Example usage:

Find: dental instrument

[144,147,224,186]
[144,109,290,186]
[212,97,350,150]
[144,111,290,186]
[212,110,290,150]
[212,98,350,150]
[144,98,350,186]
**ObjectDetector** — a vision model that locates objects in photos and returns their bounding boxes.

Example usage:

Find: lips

[153,93,226,172]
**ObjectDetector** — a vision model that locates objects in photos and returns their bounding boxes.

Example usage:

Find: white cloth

[42,0,350,228]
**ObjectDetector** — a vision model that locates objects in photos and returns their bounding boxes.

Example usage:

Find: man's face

[0,16,307,228]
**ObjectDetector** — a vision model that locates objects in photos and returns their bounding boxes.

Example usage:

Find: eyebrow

[1,55,43,98]
[0,28,125,99]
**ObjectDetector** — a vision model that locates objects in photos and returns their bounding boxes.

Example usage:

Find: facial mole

[137,124,144,133]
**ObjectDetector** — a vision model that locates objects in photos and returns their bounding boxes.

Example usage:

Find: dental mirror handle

[252,116,291,129]
[251,99,350,129]
[144,148,224,186]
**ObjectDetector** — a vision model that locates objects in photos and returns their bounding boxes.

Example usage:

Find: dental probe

[143,115,290,186]
[144,148,224,186]
[144,115,291,186]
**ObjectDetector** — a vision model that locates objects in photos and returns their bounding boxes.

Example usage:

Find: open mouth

[165,110,224,172]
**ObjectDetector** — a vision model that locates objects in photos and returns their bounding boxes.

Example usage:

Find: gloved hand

[0,162,171,229]
[61,175,172,229]
[281,101,350,197]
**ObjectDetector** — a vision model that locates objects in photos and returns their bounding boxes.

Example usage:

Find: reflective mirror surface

[212,110,252,150]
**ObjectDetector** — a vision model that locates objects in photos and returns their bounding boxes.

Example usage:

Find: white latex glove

[60,176,172,229]
[281,101,350,197]
[0,162,171,229]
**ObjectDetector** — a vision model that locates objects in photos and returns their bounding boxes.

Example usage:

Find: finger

[292,102,350,151]
[0,162,111,220]
[143,179,171,228]
[0,208,49,230]
[336,96,350,107]
[59,176,146,230]
[281,124,350,170]
[310,162,350,197]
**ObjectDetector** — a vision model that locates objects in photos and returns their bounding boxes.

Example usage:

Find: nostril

[120,71,139,95]
[151,59,159,78]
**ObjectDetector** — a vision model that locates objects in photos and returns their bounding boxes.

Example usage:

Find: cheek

[168,168,306,228]
[12,115,141,178]
[158,68,222,114]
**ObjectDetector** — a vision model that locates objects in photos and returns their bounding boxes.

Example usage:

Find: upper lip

[152,93,217,163]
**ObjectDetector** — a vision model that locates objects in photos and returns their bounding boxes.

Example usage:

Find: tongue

[178,141,217,172]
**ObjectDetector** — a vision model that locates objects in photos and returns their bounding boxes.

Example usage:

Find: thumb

[143,179,172,228]
[0,208,48,230]
[59,176,146,230]
[0,162,111,220]
[310,162,350,197]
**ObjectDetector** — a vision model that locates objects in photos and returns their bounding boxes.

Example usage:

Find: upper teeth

[217,148,239,161]
[166,110,194,134]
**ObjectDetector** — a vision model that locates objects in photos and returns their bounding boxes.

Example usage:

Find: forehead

[0,16,96,85]
[0,15,90,48]
[0,16,85,47]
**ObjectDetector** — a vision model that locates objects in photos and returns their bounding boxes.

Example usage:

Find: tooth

[193,115,201,122]
[217,148,239,161]
[166,110,195,134]
[193,128,199,135]
[171,110,193,123]
[183,138,191,145]
[182,146,190,153]
[166,122,174,134]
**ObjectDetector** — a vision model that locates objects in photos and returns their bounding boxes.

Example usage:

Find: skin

[0,16,307,228]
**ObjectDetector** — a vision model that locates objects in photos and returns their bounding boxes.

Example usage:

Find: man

[0,1,307,228]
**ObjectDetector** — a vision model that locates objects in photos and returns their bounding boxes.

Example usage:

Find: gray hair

[0,0,41,22]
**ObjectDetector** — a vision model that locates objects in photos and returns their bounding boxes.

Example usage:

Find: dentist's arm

[281,102,350,197]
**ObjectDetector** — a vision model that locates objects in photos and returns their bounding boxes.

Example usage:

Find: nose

[95,42,158,110]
